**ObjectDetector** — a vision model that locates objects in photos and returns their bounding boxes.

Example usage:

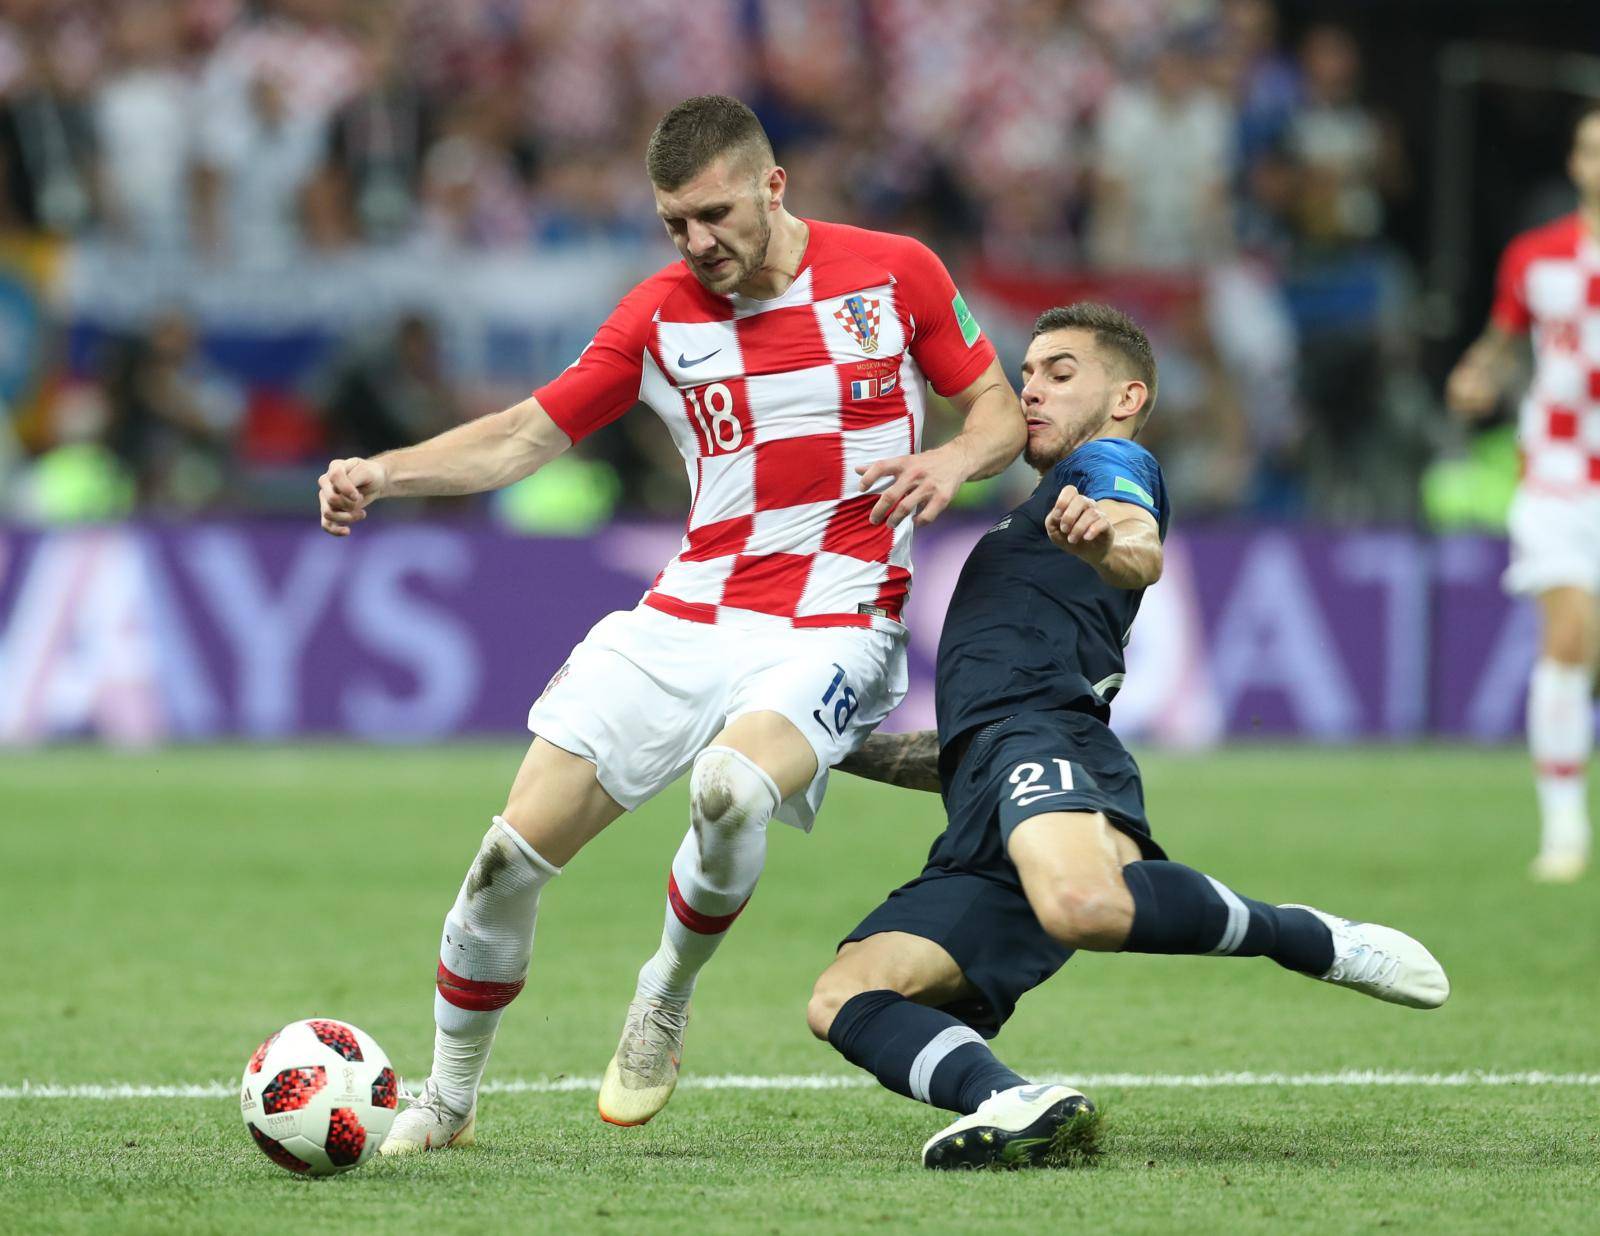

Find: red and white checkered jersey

[1491,212,1600,492]
[534,219,997,633]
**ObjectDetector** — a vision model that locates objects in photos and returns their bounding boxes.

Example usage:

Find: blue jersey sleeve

[1053,439,1165,521]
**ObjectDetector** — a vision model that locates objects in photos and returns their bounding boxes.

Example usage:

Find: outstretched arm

[835,730,942,793]
[318,395,572,536]
[319,269,663,535]
[1445,325,1522,422]
[1045,491,1162,589]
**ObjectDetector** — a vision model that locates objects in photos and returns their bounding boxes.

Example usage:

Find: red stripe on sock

[667,873,748,935]
[1536,761,1587,779]
[435,961,524,1011]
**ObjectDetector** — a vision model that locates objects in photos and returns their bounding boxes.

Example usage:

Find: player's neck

[1581,201,1600,241]
[1077,427,1135,456]
[734,211,810,300]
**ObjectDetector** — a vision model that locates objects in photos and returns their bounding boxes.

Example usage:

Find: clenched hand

[1044,484,1113,564]
[1444,357,1501,421]
[318,457,388,536]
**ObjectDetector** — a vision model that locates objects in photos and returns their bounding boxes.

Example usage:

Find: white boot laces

[402,1078,457,1121]
[409,1082,454,1120]
[621,1002,687,1076]
[1330,941,1400,990]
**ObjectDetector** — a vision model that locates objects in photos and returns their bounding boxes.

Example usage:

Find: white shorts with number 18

[526,604,908,831]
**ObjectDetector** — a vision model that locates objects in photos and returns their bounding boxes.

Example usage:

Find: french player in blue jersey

[806,304,1451,1170]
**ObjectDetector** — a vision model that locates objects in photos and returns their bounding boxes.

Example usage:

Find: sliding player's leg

[812,931,1036,1107]
[1527,585,1597,882]
[996,715,1447,1008]
[810,877,1090,1170]
[601,625,908,1126]
[1008,809,1337,969]
[817,730,1095,1171]
[1011,810,1447,1007]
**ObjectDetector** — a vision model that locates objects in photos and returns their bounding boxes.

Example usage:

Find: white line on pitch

[3,1070,1598,1101]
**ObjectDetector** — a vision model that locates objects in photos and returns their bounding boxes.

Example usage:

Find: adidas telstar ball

[240,1018,398,1176]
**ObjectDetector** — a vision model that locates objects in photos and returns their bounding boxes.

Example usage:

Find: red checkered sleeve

[533,265,682,443]
[1490,235,1532,336]
[891,238,998,397]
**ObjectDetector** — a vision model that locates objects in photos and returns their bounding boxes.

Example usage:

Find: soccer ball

[239,1018,398,1176]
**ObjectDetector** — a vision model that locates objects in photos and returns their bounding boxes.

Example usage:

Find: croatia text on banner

[0,523,1533,747]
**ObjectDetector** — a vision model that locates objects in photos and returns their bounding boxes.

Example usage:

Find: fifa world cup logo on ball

[240,1018,398,1175]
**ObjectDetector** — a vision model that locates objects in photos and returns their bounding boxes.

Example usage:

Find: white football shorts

[527,604,908,831]
[1503,487,1600,596]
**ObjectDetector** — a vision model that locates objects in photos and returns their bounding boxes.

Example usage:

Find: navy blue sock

[826,990,1028,1114]
[1121,860,1335,975]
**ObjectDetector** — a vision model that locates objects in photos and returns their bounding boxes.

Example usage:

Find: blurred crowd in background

[0,0,1584,530]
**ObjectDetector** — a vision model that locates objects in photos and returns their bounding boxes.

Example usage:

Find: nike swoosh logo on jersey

[678,349,721,368]
[1013,790,1077,807]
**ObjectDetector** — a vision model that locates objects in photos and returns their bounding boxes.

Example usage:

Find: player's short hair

[646,96,775,191]
[1032,302,1159,436]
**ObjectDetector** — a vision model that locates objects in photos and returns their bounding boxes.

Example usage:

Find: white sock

[430,817,560,1114]
[1528,659,1593,855]
[636,747,780,1004]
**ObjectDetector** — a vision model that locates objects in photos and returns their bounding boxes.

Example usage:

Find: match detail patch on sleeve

[952,291,980,347]
[1113,475,1155,507]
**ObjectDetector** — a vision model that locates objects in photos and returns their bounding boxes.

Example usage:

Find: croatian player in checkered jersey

[809,305,1449,1170]
[316,95,1026,1148]
[1447,101,1600,883]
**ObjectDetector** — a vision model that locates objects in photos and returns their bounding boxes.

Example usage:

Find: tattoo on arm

[835,730,942,793]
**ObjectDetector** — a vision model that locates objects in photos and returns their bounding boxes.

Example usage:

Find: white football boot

[597,996,690,1126]
[922,1084,1095,1170]
[1531,809,1590,883]
[1282,905,1450,1009]
[378,1078,476,1156]
[1530,849,1589,883]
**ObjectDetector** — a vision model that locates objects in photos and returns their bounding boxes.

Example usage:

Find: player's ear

[766,165,786,211]
[1111,380,1147,424]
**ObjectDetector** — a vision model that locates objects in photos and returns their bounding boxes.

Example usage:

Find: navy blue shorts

[840,710,1165,1037]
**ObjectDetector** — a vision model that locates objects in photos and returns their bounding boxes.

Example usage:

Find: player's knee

[806,967,866,1041]
[690,746,780,839]
[1540,590,1600,666]
[1030,879,1134,949]
[1545,623,1596,668]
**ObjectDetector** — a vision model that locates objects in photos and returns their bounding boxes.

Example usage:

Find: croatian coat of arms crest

[833,294,881,354]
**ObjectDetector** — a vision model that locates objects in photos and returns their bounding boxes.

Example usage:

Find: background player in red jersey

[316,96,1025,1147]
[1446,101,1600,883]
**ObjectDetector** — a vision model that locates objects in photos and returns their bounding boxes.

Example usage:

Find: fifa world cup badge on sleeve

[1114,475,1156,507]
[952,291,980,346]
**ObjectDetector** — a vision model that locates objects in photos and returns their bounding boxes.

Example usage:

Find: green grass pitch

[3,743,1597,1234]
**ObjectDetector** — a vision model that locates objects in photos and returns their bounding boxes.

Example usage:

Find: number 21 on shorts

[683,379,752,457]
[813,663,859,740]
[1009,759,1075,808]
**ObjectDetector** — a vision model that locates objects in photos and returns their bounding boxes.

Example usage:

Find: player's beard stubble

[1024,391,1117,474]
[692,206,772,295]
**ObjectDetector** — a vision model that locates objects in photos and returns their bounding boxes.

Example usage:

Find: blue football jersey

[933,437,1169,766]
